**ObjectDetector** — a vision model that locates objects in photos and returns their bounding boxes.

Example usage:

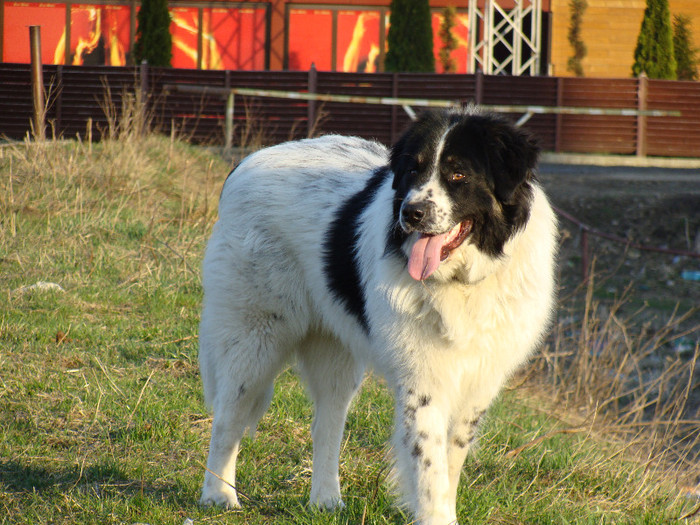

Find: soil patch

[539,164,700,317]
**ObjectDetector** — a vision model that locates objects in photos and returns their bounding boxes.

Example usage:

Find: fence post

[475,69,484,105]
[555,76,563,152]
[140,61,149,101]
[636,73,648,157]
[29,26,45,141]
[138,62,150,139]
[224,70,233,149]
[307,63,317,137]
[580,228,589,282]
[391,73,399,142]
[225,93,234,151]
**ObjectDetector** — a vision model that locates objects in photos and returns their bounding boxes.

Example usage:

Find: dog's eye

[450,173,465,182]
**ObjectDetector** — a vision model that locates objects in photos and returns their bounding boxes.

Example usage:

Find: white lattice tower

[468,0,542,75]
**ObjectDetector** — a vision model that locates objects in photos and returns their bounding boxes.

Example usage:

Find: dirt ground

[539,163,700,325]
[538,161,700,418]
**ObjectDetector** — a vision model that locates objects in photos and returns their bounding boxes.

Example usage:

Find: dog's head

[389,109,539,281]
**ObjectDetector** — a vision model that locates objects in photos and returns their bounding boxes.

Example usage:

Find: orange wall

[550,0,700,78]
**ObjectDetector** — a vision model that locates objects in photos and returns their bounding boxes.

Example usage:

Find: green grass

[1,132,697,524]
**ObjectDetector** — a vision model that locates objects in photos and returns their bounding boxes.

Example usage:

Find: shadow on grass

[0,458,317,521]
[0,458,181,502]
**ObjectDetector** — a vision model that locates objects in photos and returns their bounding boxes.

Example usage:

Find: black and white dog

[199,108,557,524]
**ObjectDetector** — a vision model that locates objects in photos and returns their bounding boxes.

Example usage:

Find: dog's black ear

[488,120,540,202]
[390,110,446,190]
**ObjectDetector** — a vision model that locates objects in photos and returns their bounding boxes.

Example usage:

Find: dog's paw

[309,493,345,511]
[199,488,241,509]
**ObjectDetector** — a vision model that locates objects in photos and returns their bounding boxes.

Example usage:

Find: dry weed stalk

[532,266,699,484]
[28,76,60,143]
[0,84,224,295]
[235,97,269,154]
[99,78,153,143]
[287,101,329,140]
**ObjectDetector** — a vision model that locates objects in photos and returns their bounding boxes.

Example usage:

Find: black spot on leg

[418,395,431,407]
[423,458,432,469]
[412,443,423,458]
[464,410,486,428]
[418,431,428,440]
[453,437,468,448]
[453,411,485,450]
[405,405,417,420]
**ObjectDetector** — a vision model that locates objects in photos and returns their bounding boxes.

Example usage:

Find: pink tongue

[408,232,449,281]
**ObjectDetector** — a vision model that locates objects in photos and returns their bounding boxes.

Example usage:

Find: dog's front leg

[394,386,457,525]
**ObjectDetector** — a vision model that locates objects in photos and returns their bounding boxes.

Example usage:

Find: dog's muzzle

[400,200,436,232]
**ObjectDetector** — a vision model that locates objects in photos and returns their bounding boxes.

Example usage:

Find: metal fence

[1,63,699,158]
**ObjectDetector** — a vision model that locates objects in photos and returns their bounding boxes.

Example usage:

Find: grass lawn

[1,130,697,524]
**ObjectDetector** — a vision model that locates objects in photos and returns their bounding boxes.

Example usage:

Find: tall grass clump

[528,268,699,497]
[0,85,229,365]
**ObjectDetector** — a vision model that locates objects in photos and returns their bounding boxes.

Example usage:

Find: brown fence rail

[1,63,699,158]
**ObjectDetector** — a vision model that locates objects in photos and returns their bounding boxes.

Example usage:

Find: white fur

[199,134,557,524]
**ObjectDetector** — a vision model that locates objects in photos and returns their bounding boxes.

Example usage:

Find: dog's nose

[402,202,431,228]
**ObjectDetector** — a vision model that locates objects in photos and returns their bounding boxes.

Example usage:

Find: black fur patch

[324,167,390,332]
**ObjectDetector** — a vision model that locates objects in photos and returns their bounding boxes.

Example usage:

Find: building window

[3,2,130,65]
[287,9,333,71]
[170,5,267,70]
[336,10,381,72]
[286,5,470,73]
[70,5,130,66]
[204,7,267,70]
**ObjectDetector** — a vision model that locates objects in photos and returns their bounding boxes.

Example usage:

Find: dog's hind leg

[199,317,288,508]
[200,385,273,508]
[296,337,365,510]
